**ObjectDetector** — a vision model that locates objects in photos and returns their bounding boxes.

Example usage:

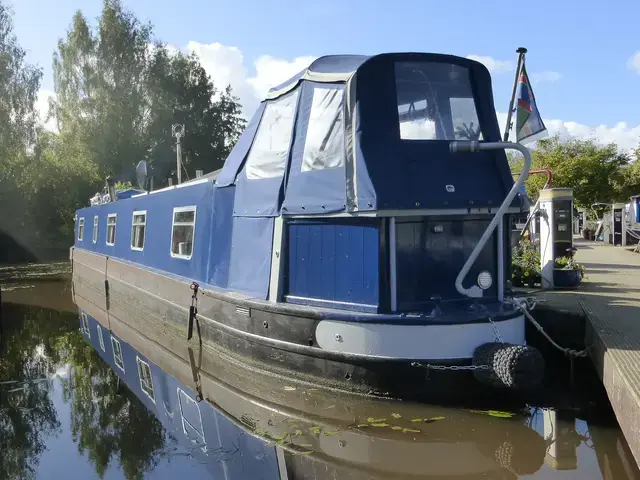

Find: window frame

[170,206,197,260]
[111,336,125,372]
[81,312,90,338]
[96,324,105,351]
[106,213,117,246]
[130,210,147,251]
[92,215,99,244]
[136,356,155,403]
[77,217,85,241]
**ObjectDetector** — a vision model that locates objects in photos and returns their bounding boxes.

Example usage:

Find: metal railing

[449,141,532,299]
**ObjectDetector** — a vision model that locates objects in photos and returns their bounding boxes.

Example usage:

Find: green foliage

[0,303,167,480]
[510,135,632,208]
[554,255,585,276]
[1,0,245,259]
[52,0,245,185]
[0,2,43,159]
[511,239,541,287]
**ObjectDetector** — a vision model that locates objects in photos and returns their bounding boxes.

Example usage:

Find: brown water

[1,265,639,480]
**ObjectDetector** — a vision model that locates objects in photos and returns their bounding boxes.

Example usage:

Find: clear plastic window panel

[302,87,345,172]
[245,90,299,180]
[78,218,84,240]
[395,62,483,141]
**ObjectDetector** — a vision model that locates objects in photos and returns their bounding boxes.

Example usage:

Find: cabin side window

[96,324,105,351]
[395,61,483,141]
[302,87,345,172]
[81,312,90,337]
[77,218,85,241]
[171,206,196,259]
[111,336,125,372]
[131,211,146,251]
[92,215,99,243]
[106,214,117,246]
[136,357,155,402]
[245,89,299,179]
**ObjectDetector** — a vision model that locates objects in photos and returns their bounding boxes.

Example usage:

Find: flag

[515,64,547,144]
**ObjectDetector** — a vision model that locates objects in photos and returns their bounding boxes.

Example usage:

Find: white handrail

[449,141,532,298]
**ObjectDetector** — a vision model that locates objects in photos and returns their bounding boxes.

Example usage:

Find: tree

[0,2,42,158]
[511,136,630,208]
[52,0,245,186]
[0,1,43,261]
[53,1,152,179]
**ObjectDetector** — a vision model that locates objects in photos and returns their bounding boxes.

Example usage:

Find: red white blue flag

[516,65,547,144]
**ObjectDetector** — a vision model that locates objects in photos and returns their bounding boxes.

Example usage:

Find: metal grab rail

[449,141,532,298]
[518,169,553,239]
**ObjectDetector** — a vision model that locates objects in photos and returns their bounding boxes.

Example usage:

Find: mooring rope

[506,297,588,358]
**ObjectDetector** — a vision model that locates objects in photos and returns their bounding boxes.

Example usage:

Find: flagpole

[503,47,528,142]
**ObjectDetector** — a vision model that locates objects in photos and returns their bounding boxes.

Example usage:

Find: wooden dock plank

[571,238,640,469]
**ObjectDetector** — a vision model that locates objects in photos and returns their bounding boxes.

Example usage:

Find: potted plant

[553,248,584,288]
[511,239,542,288]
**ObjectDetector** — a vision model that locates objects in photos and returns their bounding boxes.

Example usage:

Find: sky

[9,0,640,152]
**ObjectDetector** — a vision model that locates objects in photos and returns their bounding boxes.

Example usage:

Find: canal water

[1,267,639,480]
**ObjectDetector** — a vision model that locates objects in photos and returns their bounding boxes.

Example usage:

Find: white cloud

[627,51,640,74]
[531,71,562,84]
[466,55,513,74]
[498,111,639,153]
[185,42,315,116]
[36,89,57,132]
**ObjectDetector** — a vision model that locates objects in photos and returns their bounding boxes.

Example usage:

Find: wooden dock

[540,237,640,469]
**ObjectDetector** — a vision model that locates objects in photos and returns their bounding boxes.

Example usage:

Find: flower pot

[553,269,583,288]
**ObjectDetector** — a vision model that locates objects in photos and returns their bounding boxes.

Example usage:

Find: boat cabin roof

[216,52,518,217]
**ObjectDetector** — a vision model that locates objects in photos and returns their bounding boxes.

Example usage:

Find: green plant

[554,255,585,277]
[511,239,542,286]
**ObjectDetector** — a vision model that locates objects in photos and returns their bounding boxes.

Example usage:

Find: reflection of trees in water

[0,305,68,480]
[59,330,166,479]
[0,304,167,480]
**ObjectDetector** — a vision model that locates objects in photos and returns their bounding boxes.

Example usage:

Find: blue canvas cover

[282,82,347,214]
[218,53,515,219]
[227,216,274,298]
[217,103,266,187]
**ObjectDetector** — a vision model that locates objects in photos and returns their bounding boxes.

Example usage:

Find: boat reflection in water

[71,290,639,480]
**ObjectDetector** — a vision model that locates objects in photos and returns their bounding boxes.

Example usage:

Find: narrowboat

[71,52,543,402]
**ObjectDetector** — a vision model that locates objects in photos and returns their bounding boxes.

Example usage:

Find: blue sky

[9,0,640,150]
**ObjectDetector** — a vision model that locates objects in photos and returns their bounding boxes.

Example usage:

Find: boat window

[81,312,90,338]
[171,206,196,259]
[111,337,125,372]
[77,217,84,241]
[131,211,146,251]
[302,87,345,172]
[245,89,299,179]
[92,215,99,243]
[96,324,105,351]
[106,214,117,246]
[395,62,483,141]
[136,357,155,402]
